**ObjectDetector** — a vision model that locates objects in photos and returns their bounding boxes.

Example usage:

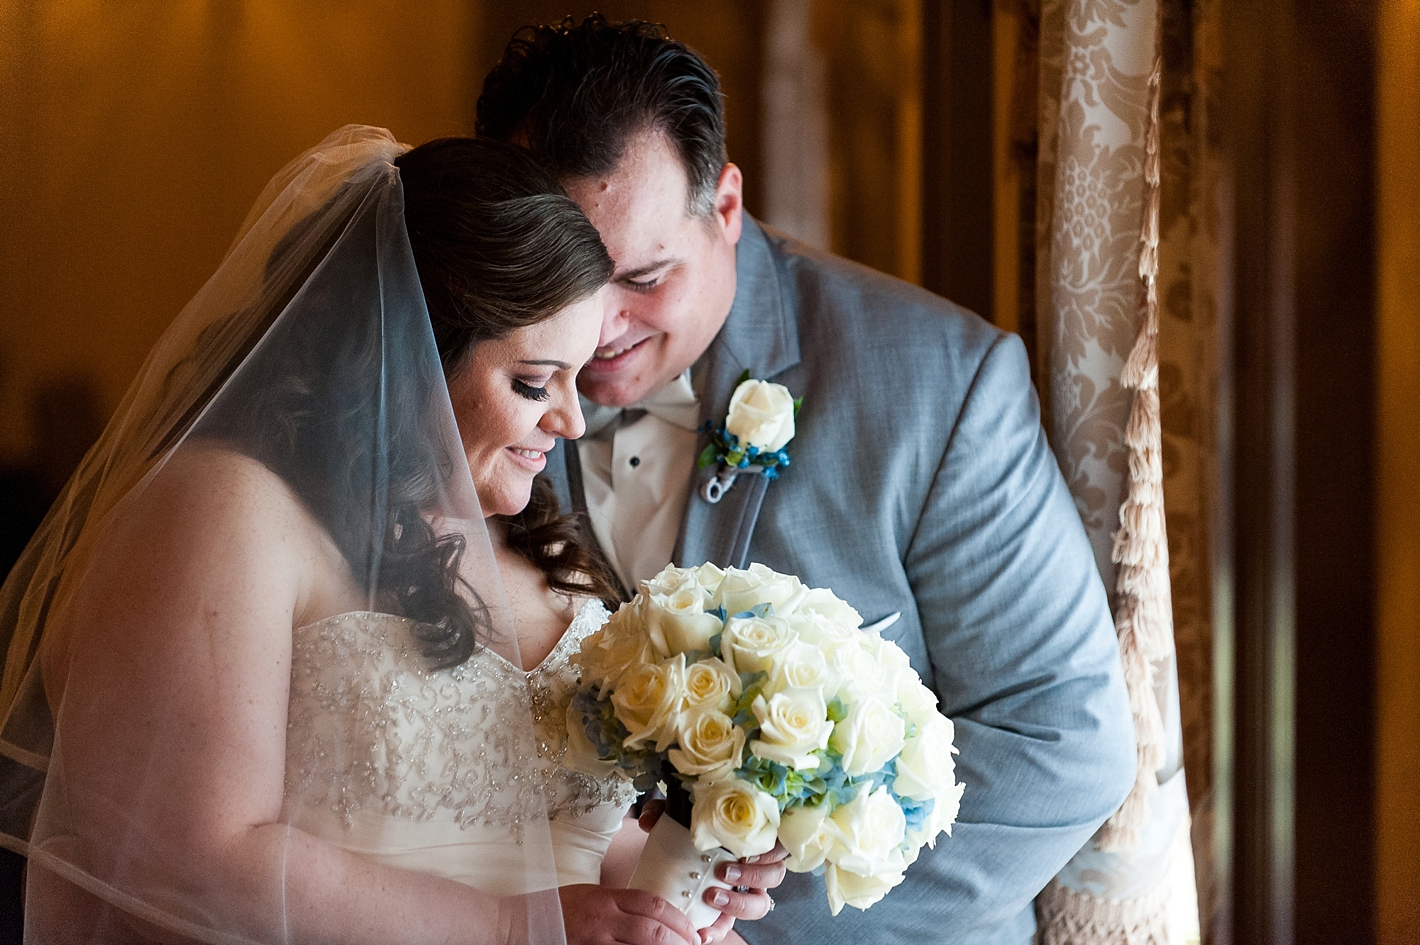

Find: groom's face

[565,130,743,408]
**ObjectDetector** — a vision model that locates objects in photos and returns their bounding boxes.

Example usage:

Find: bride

[0,127,781,945]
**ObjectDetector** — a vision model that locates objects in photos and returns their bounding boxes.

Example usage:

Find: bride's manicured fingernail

[722,864,741,882]
[709,888,729,907]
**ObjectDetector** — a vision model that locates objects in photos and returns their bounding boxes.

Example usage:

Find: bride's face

[448,292,604,517]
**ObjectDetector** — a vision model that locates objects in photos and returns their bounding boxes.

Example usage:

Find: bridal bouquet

[565,562,964,916]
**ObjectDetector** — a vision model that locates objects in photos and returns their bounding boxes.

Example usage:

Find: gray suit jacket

[544,219,1135,943]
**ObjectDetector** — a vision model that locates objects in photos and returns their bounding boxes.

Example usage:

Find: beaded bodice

[284,599,635,842]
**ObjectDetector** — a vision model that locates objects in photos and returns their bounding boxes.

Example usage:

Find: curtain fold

[1032,0,1204,941]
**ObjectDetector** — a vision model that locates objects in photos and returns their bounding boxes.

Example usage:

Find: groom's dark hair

[476,13,727,217]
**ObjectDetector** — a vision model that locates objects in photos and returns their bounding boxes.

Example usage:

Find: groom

[478,15,1135,945]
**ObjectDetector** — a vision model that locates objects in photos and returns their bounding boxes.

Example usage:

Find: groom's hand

[559,884,700,945]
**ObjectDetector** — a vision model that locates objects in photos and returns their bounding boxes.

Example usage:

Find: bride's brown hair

[396,138,625,610]
[192,137,621,671]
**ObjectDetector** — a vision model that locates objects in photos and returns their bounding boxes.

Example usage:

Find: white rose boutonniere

[697,373,802,503]
[726,379,796,452]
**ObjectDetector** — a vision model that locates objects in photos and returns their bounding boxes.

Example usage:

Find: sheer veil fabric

[0,126,567,944]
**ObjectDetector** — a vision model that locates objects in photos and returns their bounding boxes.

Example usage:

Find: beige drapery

[755,1,1219,938]
[1030,0,1214,941]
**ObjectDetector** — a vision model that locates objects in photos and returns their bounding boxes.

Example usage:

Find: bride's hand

[638,802,788,945]
[559,884,700,945]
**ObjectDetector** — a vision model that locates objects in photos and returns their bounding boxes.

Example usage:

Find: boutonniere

[697,372,802,503]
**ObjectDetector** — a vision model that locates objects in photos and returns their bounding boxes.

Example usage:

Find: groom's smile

[564,129,744,409]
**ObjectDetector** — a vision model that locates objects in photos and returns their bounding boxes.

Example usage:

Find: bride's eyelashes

[512,378,551,402]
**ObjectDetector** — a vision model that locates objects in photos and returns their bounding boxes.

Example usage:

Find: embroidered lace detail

[285,600,635,841]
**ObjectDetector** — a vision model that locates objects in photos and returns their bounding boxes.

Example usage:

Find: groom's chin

[577,374,647,410]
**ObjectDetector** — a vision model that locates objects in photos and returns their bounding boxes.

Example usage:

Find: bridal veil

[0,126,568,944]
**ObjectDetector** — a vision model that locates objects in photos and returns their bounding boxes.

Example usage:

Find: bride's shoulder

[113,441,321,556]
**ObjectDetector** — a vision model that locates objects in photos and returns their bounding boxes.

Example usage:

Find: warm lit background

[0,3,1414,945]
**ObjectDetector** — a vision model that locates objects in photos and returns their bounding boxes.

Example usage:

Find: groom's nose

[599,301,630,347]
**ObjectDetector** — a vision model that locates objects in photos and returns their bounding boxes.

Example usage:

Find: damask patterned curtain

[758,1,1219,938]
[1027,0,1219,942]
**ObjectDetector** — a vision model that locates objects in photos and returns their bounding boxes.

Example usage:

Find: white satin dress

[282,599,636,895]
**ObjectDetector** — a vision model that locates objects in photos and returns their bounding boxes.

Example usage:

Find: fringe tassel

[1098,55,1174,855]
[1035,876,1173,945]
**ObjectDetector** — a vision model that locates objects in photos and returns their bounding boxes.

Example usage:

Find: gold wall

[1376,2,1420,942]
[0,0,482,464]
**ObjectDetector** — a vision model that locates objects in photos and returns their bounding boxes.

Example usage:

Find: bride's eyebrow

[518,359,572,370]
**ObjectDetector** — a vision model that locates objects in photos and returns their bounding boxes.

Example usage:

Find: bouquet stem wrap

[628,816,737,930]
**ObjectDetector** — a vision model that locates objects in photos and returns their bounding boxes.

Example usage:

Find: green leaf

[792,396,804,417]
[697,443,718,470]
[736,369,752,387]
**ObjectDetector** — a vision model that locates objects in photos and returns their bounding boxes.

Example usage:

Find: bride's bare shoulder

[102,441,323,568]
[139,441,305,520]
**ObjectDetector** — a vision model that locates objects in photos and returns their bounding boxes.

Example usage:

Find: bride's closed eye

[512,378,551,402]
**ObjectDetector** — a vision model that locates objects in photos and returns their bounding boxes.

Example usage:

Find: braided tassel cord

[1098,56,1174,852]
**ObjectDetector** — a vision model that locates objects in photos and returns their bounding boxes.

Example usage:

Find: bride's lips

[583,335,653,376]
[505,446,549,472]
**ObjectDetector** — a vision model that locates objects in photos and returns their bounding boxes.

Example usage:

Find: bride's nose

[543,391,586,441]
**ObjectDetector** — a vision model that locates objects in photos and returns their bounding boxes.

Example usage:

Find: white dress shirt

[578,371,700,591]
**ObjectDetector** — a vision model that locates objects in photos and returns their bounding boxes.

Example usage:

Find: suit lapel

[673,218,800,569]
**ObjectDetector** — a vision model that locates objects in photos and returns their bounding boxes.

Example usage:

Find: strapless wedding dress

[283,599,636,895]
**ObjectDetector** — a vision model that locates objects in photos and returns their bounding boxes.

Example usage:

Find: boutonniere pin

[697,372,802,503]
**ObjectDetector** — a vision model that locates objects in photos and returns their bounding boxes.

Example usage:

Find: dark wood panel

[474,2,765,218]
[920,0,994,318]
[1221,1,1379,943]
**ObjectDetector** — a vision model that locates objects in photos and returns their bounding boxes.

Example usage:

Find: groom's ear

[711,163,744,246]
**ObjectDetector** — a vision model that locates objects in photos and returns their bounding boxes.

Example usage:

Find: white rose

[641,564,703,598]
[827,784,908,876]
[720,614,796,678]
[862,634,912,676]
[823,862,906,916]
[725,379,796,452]
[611,654,686,751]
[574,607,653,693]
[714,564,807,616]
[749,688,832,771]
[693,562,727,593]
[779,802,837,873]
[856,636,912,703]
[786,617,859,703]
[896,677,939,727]
[768,640,837,696]
[827,640,896,704]
[796,587,863,631]
[683,657,741,710]
[904,777,966,854]
[892,713,959,802]
[563,700,621,780]
[645,588,722,657]
[829,696,906,777]
[690,777,780,859]
[668,709,745,782]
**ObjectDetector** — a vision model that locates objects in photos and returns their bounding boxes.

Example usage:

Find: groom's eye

[624,274,665,293]
[512,379,551,402]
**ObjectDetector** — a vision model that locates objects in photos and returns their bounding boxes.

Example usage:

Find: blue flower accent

[697,423,794,480]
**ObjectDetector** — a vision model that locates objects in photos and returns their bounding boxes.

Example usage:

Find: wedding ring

[766,896,775,912]
[732,885,751,894]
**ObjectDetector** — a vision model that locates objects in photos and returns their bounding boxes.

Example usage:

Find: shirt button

[629,456,641,467]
